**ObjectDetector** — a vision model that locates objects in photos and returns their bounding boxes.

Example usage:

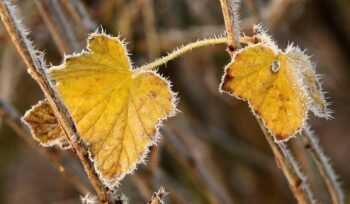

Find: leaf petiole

[136,37,227,72]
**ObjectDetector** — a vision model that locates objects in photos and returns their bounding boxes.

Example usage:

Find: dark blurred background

[0,0,349,203]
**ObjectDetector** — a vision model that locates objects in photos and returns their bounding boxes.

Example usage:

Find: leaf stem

[136,37,227,71]
[0,1,109,203]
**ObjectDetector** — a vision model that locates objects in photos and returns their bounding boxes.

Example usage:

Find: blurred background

[0,0,349,203]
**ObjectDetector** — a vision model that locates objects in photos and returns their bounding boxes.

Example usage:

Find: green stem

[136,37,227,72]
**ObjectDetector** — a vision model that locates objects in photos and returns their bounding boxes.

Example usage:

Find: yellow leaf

[47,34,176,187]
[221,43,309,140]
[285,46,330,118]
[22,99,69,149]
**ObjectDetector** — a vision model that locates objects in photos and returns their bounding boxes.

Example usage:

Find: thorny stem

[137,37,227,72]
[301,127,344,204]
[219,0,241,53]
[0,1,109,203]
[0,98,90,195]
[258,120,315,204]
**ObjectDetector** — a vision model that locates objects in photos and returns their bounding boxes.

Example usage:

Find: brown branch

[0,98,90,195]
[0,1,109,203]
[258,119,315,204]
[219,0,241,53]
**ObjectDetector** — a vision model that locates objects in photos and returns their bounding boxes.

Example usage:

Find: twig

[258,119,315,204]
[0,1,109,203]
[219,0,241,53]
[0,98,90,195]
[301,126,344,204]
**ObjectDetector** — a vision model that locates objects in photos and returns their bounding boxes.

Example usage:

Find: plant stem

[219,0,241,53]
[258,119,315,204]
[137,37,227,71]
[0,1,109,203]
[301,126,344,204]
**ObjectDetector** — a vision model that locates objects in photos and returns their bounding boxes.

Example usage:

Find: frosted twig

[0,1,109,202]
[301,126,344,204]
[258,119,316,204]
[219,0,241,53]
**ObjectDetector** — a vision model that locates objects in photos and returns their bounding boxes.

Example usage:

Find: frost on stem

[220,0,241,52]
[302,125,344,204]
[277,142,316,204]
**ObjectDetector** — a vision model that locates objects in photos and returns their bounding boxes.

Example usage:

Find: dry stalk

[0,1,109,203]
[258,120,315,204]
[219,0,241,53]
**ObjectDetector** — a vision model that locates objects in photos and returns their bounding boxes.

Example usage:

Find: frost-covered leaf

[22,99,69,149]
[220,28,328,140]
[285,46,330,118]
[44,34,176,187]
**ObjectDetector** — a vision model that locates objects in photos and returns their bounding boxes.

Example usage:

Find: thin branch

[301,126,344,204]
[258,119,315,204]
[137,37,227,71]
[0,1,109,203]
[0,98,90,195]
[219,0,241,52]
